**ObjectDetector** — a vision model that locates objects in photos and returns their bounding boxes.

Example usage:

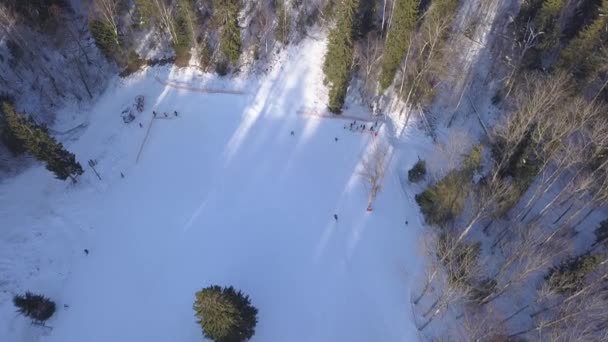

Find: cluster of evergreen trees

[321,0,463,113]
[378,0,417,91]
[89,0,246,75]
[1,102,83,181]
[323,0,359,113]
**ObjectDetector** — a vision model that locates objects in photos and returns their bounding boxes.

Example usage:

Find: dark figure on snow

[363,124,366,130]
[84,249,89,255]
[335,137,338,142]
[291,130,295,136]
[174,110,178,116]
[153,111,157,117]
[334,214,338,221]
[370,126,374,132]
[139,123,143,128]
[164,112,168,117]
[120,172,125,178]
[405,220,409,225]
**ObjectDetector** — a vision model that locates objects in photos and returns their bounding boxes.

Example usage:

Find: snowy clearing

[0,39,426,341]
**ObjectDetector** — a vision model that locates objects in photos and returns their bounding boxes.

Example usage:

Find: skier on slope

[334,214,338,221]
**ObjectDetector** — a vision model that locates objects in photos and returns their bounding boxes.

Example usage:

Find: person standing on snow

[334,214,338,221]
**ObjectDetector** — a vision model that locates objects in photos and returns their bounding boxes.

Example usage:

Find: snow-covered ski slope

[1,39,423,341]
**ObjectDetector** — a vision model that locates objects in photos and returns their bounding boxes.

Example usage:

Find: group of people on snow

[344,120,380,135]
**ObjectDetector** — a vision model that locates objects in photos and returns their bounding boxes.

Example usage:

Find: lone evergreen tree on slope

[193,285,258,342]
[2,102,84,182]
[13,292,56,323]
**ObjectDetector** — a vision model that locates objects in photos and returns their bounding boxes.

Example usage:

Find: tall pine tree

[2,102,83,182]
[174,0,197,66]
[214,0,242,63]
[535,0,566,51]
[558,0,608,79]
[323,0,359,113]
[378,0,417,91]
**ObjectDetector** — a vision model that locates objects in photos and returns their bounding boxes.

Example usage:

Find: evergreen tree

[593,219,608,247]
[13,292,56,322]
[408,159,426,183]
[355,0,376,38]
[546,254,603,294]
[0,99,26,156]
[89,19,121,61]
[323,0,359,113]
[275,0,290,45]
[214,0,242,63]
[193,285,258,342]
[558,0,608,78]
[535,0,566,51]
[2,102,83,181]
[378,0,418,91]
[135,0,155,27]
[174,0,197,66]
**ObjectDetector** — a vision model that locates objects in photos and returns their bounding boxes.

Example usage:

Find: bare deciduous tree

[360,142,389,211]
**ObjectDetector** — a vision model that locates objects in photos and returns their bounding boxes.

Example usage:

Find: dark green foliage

[275,0,291,45]
[199,39,214,70]
[558,0,608,79]
[13,292,56,322]
[512,0,545,70]
[492,133,540,192]
[0,98,26,156]
[561,0,603,43]
[193,285,258,342]
[135,0,155,27]
[214,0,242,63]
[122,51,146,77]
[89,19,120,61]
[174,0,196,66]
[401,0,458,106]
[2,102,83,181]
[378,0,418,91]
[3,0,71,27]
[535,0,566,51]
[416,146,481,226]
[323,0,359,113]
[594,219,608,246]
[355,0,376,38]
[463,144,482,173]
[416,172,466,226]
[408,159,426,183]
[546,254,603,294]
[215,59,229,76]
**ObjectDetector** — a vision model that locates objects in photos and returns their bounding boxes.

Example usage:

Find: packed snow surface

[1,39,423,341]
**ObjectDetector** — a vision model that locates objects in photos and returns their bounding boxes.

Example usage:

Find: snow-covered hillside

[1,38,427,342]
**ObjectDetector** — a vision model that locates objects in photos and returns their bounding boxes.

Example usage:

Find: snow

[0,38,425,341]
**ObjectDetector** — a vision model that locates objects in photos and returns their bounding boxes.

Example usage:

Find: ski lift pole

[88,159,102,180]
